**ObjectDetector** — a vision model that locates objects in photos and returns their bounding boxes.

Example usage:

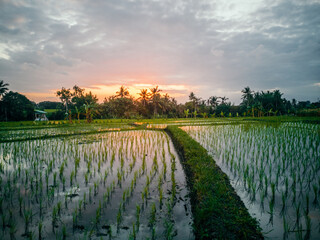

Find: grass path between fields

[165,125,263,240]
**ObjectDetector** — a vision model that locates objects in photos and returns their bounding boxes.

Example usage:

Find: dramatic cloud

[0,0,319,103]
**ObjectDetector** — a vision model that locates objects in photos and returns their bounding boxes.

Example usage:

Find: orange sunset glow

[1,0,319,104]
[24,83,192,103]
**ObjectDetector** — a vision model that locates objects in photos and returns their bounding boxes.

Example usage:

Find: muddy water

[0,130,194,239]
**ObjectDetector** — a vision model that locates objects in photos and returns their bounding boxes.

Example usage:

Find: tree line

[0,80,319,121]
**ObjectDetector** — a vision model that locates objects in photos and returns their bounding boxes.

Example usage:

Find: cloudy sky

[0,0,319,104]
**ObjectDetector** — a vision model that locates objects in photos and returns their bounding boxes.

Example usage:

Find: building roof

[34,109,47,114]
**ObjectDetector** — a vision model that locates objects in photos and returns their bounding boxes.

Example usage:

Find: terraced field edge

[165,125,263,240]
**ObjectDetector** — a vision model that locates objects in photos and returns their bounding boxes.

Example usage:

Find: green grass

[44,109,60,113]
[165,125,263,239]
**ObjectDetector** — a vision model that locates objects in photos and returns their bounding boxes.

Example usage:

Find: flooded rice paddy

[0,130,193,239]
[182,122,320,239]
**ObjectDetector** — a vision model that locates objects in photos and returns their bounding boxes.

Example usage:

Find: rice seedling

[95,207,101,229]
[57,201,62,216]
[0,129,193,239]
[103,170,108,186]
[305,193,309,215]
[38,221,43,240]
[52,206,58,233]
[312,184,318,205]
[59,162,65,179]
[164,199,175,240]
[53,172,57,187]
[1,212,6,232]
[183,122,320,239]
[18,192,23,216]
[131,222,136,240]
[94,181,99,196]
[280,192,286,215]
[142,154,146,174]
[62,176,66,191]
[149,203,156,227]
[282,215,290,238]
[62,224,67,240]
[24,208,32,235]
[70,170,75,187]
[295,203,301,227]
[89,186,92,203]
[164,218,174,240]
[64,194,68,209]
[304,213,311,239]
[9,221,17,240]
[116,204,122,232]
[132,205,140,232]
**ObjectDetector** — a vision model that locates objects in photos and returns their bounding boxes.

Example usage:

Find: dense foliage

[0,80,319,121]
[0,91,35,121]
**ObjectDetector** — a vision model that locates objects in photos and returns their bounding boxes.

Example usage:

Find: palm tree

[138,89,150,107]
[273,90,283,112]
[0,80,9,99]
[56,87,72,113]
[241,87,254,110]
[161,93,172,115]
[150,86,161,117]
[207,96,219,109]
[163,93,170,101]
[116,86,129,98]
[189,92,199,112]
[220,96,229,104]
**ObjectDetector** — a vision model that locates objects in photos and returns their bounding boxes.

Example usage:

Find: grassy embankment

[165,125,263,240]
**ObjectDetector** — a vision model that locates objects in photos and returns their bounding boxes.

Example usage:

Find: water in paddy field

[182,122,320,240]
[0,130,194,239]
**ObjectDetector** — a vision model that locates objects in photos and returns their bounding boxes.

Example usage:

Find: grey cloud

[0,0,319,103]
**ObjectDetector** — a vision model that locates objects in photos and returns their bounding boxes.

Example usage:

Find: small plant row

[165,125,263,239]
[184,123,320,239]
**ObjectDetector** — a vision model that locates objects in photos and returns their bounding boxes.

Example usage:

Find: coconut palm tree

[138,89,149,107]
[207,96,219,109]
[220,96,229,104]
[0,80,9,99]
[273,89,283,112]
[150,86,161,117]
[189,92,199,112]
[116,86,129,98]
[161,93,172,114]
[241,87,254,110]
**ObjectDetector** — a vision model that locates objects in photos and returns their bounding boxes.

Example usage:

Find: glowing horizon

[1,0,319,104]
[23,83,193,104]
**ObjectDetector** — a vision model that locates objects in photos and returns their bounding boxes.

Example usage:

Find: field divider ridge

[165,125,263,240]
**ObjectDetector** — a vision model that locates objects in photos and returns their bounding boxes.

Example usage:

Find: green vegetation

[165,125,263,239]
[0,80,319,122]
[183,122,320,239]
